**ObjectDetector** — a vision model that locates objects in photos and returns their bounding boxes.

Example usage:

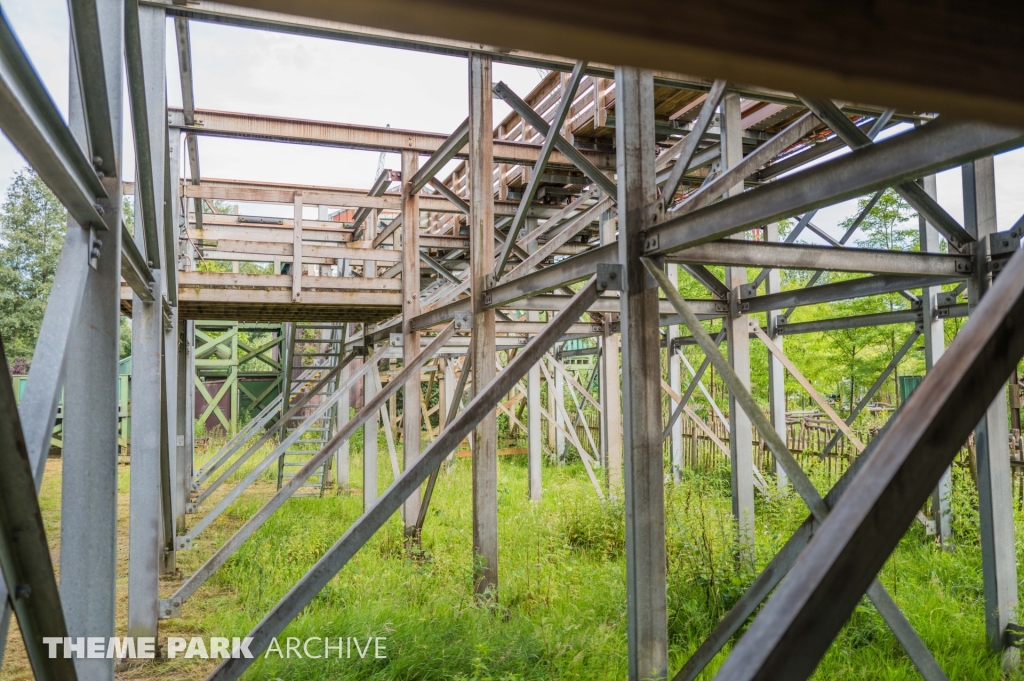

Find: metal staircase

[276,321,347,496]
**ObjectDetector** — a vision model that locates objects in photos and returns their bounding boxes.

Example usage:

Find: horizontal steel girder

[777,304,967,335]
[168,108,615,169]
[668,240,971,277]
[743,274,960,314]
[643,119,1024,257]
[411,293,721,330]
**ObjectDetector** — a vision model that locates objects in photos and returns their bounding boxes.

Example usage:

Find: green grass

[10,428,1020,680]
[160,434,1024,681]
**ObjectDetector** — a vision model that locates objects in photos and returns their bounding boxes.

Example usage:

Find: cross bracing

[1,2,1024,681]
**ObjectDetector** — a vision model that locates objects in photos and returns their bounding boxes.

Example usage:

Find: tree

[0,169,67,361]
[846,189,918,252]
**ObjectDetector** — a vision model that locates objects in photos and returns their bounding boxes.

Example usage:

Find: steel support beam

[668,240,971,277]
[409,118,468,194]
[660,79,726,202]
[526,225,543,501]
[712,245,1024,681]
[616,66,667,681]
[0,11,108,230]
[469,53,498,597]
[127,195,164,641]
[721,91,755,562]
[204,276,598,681]
[363,347,380,509]
[60,2,125,678]
[352,168,397,237]
[765,223,788,491]
[800,96,972,250]
[745,274,957,314]
[918,173,952,548]
[401,149,422,538]
[168,107,614,169]
[494,61,586,276]
[647,261,947,681]
[176,323,192,531]
[0,338,78,681]
[964,157,1019,667]
[599,209,623,492]
[643,120,1024,257]
[492,81,617,196]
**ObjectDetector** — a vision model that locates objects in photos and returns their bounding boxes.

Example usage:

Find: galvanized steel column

[616,65,667,681]
[765,222,788,491]
[964,157,1019,667]
[668,264,683,479]
[469,52,498,597]
[600,207,623,492]
[723,90,755,561]
[126,2,168,642]
[919,174,951,546]
[363,353,379,510]
[401,149,422,537]
[60,1,125,677]
[526,218,543,501]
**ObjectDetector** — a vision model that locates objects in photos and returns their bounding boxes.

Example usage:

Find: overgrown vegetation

[2,171,1021,680]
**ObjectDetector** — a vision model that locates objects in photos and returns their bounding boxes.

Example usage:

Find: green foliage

[844,189,919,252]
[558,494,625,558]
[152,444,1023,681]
[0,169,67,361]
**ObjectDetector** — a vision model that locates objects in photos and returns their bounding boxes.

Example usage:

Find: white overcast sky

[2,0,1024,237]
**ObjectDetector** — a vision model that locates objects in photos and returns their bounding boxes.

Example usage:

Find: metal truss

[4,5,1024,681]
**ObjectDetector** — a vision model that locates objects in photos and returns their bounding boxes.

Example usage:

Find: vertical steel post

[170,127,189,530]
[127,1,169,636]
[616,65,667,681]
[528,359,542,500]
[185,320,196,479]
[964,158,1019,666]
[292,193,303,301]
[554,366,566,460]
[401,149,422,537]
[336,338,351,489]
[919,174,951,546]
[723,90,755,561]
[668,264,683,479]
[60,1,124,676]
[526,218,542,501]
[363,349,379,510]
[765,222,788,491]
[600,206,623,492]
[469,52,498,597]
[175,324,190,531]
